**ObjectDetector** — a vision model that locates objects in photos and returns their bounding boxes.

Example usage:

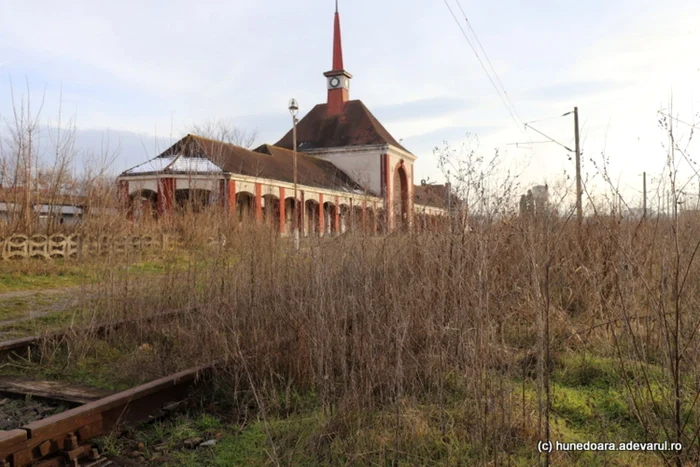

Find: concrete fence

[0,233,183,260]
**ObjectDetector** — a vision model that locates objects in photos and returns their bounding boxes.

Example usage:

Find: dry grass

[10,204,693,465]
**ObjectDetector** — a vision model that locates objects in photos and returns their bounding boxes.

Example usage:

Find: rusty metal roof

[275,100,410,153]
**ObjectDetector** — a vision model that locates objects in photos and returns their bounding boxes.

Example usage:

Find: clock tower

[324,1,352,116]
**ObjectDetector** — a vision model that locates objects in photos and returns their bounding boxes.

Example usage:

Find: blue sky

[1,0,699,210]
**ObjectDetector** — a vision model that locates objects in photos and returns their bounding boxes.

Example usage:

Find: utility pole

[643,172,647,217]
[523,107,582,224]
[574,107,582,224]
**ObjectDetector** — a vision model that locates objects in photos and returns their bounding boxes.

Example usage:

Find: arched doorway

[338,204,351,233]
[236,192,254,223]
[262,194,280,231]
[350,206,363,233]
[393,164,409,231]
[322,201,335,235]
[284,197,300,235]
[305,200,319,236]
[130,190,157,221]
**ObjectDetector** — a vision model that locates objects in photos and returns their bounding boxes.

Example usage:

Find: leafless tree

[0,82,120,234]
[0,79,45,231]
[189,118,258,149]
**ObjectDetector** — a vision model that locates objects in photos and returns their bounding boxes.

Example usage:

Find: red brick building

[117,5,447,234]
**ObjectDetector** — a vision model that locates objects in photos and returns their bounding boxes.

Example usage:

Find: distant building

[116,5,447,235]
[519,184,548,217]
[0,188,85,228]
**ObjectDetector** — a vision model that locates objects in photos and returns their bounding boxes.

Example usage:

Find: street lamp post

[289,98,300,250]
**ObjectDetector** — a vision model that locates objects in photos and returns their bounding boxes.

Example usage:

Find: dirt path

[0,286,83,301]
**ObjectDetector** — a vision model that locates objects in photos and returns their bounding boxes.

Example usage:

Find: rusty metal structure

[0,364,212,466]
[0,308,208,466]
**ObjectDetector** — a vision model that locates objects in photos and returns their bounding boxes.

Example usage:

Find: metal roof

[123,154,223,175]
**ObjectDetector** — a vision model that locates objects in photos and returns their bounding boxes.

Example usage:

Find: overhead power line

[441,0,555,180]
[524,123,574,153]
[441,0,525,140]
[454,0,524,126]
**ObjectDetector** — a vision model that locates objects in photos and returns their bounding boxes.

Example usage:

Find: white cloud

[1,0,700,208]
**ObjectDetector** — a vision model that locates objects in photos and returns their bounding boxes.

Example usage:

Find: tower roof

[275,100,410,153]
[331,3,343,72]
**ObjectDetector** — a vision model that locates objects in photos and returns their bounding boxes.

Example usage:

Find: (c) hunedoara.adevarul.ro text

[537,440,682,453]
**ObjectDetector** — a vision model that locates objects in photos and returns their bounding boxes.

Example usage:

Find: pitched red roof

[124,135,366,194]
[252,143,366,193]
[275,100,410,153]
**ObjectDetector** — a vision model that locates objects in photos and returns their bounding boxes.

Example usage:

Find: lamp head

[288,98,299,117]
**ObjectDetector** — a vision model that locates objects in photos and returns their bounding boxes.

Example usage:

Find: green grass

[85,349,682,466]
[0,262,96,293]
[0,253,200,337]
[0,339,139,392]
[0,309,79,337]
[0,254,194,294]
[25,347,670,466]
[0,294,54,321]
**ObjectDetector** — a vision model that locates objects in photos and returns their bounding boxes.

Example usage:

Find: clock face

[329,77,340,88]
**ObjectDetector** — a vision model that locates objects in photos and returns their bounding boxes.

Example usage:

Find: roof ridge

[190,133,252,151]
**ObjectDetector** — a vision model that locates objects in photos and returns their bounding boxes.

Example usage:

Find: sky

[1,0,699,212]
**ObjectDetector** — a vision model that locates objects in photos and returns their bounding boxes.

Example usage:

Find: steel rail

[0,363,213,466]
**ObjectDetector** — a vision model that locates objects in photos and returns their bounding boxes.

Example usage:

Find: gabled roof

[275,100,410,153]
[121,135,368,194]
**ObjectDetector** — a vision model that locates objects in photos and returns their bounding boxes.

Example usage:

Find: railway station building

[117,6,449,235]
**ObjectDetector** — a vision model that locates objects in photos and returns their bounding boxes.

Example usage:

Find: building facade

[117,5,448,235]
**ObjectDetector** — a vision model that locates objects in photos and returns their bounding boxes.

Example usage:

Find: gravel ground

[0,396,67,430]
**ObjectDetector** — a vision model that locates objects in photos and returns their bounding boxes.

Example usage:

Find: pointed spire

[324,1,352,116]
[332,2,344,71]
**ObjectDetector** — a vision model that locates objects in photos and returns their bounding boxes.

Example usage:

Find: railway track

[0,310,213,466]
[0,363,212,466]
[0,307,191,363]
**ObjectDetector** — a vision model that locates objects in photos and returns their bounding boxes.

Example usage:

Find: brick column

[255,183,262,224]
[279,187,286,234]
[228,180,237,215]
[157,178,175,216]
[385,154,393,231]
